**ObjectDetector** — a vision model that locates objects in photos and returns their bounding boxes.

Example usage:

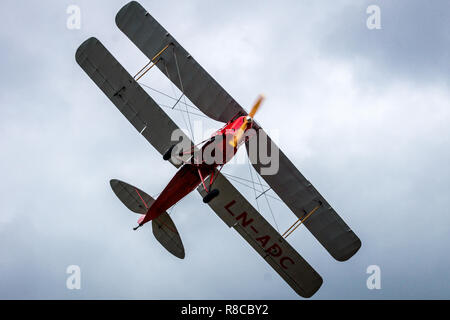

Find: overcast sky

[1,0,449,299]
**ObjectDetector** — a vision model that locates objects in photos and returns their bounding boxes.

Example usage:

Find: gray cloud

[320,0,450,86]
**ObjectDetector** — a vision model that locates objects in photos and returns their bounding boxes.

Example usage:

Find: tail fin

[110,179,185,259]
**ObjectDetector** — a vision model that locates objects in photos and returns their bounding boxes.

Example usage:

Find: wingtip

[75,37,99,63]
[176,250,186,260]
[298,276,323,299]
[334,237,362,262]
[109,179,119,189]
[115,1,143,28]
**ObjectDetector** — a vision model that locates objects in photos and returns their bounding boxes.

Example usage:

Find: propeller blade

[249,94,264,118]
[229,94,264,147]
[231,124,246,147]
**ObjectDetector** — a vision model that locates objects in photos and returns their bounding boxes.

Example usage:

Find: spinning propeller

[230,94,264,147]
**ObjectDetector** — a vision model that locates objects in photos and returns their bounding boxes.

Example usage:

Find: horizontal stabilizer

[152,212,185,259]
[110,179,184,259]
[110,179,153,214]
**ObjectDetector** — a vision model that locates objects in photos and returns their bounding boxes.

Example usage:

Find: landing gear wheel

[163,145,175,161]
[203,189,220,203]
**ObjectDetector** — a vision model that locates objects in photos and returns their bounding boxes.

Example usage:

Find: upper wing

[246,127,362,261]
[75,37,191,167]
[115,1,246,123]
[198,173,323,298]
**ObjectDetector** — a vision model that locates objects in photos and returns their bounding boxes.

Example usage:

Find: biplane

[75,1,361,298]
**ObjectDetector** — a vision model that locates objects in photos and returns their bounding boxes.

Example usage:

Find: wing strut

[134,43,171,81]
[132,41,196,141]
[197,165,223,193]
[282,204,321,239]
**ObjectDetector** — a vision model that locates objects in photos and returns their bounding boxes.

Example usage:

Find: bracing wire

[255,170,279,232]
[156,102,209,119]
[222,172,269,189]
[247,160,261,213]
[139,82,202,113]
[173,47,195,142]
[162,60,193,142]
[221,174,282,203]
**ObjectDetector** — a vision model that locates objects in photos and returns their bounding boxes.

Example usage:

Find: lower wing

[198,172,323,298]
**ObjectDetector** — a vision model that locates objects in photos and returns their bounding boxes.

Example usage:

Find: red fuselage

[138,116,252,226]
